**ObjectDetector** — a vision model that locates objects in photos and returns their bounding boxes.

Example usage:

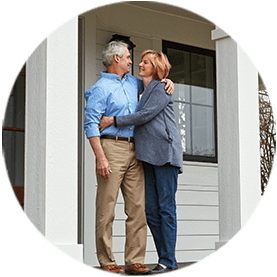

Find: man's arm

[88,137,112,180]
[84,86,107,138]
[85,86,112,179]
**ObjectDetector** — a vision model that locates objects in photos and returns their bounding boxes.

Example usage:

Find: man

[84,41,173,274]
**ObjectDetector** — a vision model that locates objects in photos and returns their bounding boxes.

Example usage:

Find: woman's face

[139,55,154,79]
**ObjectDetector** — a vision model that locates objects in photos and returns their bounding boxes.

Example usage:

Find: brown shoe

[125,263,150,275]
[101,264,124,273]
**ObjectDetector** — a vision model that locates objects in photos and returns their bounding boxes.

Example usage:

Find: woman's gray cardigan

[115,79,183,173]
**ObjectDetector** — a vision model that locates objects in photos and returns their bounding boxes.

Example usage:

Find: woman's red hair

[141,50,171,80]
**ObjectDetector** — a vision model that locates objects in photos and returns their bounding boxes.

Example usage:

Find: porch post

[212,27,261,248]
[45,16,82,261]
[83,12,98,266]
[25,17,83,261]
[25,40,47,234]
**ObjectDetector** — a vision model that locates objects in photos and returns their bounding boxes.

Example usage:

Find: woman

[99,50,183,273]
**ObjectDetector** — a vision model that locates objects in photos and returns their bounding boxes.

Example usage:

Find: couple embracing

[84,40,182,274]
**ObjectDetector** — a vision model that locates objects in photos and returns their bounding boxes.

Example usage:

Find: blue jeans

[143,162,178,269]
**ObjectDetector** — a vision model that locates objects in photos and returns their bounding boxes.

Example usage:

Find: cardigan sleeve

[115,83,172,127]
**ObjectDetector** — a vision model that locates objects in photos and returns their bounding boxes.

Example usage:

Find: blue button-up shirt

[84,71,143,138]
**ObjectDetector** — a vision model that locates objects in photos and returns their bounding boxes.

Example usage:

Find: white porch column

[25,40,47,234]
[45,17,82,261]
[25,16,83,263]
[212,28,261,248]
[82,12,98,266]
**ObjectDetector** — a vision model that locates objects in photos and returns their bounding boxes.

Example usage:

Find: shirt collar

[101,71,129,82]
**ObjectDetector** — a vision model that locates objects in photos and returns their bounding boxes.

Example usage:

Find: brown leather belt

[101,135,134,143]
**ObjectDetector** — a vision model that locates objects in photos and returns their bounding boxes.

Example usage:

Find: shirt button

[129,104,131,106]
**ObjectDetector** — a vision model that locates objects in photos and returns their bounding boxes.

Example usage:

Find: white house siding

[82,3,218,266]
[175,163,219,262]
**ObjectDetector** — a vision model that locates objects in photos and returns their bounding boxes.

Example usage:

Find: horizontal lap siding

[177,190,218,205]
[112,163,219,264]
[115,202,218,220]
[113,218,219,236]
[112,235,218,252]
[95,27,219,264]
[173,164,219,262]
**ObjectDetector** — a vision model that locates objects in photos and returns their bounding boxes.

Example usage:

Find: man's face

[118,46,132,74]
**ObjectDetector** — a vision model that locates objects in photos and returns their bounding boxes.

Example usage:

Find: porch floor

[95,262,196,274]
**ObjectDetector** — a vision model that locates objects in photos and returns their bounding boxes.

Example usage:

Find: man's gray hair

[102,41,129,68]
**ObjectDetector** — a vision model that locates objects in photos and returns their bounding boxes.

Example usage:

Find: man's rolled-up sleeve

[84,87,106,138]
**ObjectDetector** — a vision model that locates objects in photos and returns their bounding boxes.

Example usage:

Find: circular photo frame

[1,1,276,276]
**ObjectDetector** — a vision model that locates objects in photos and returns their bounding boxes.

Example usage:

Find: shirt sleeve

[84,86,107,138]
[115,83,171,127]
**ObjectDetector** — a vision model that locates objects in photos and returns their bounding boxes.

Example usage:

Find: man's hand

[88,136,112,180]
[96,157,112,180]
[99,116,114,132]
[161,79,174,95]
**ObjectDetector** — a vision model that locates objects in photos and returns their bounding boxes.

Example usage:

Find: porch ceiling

[124,1,214,25]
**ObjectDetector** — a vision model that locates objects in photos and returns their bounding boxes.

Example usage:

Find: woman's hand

[161,78,174,95]
[99,116,114,132]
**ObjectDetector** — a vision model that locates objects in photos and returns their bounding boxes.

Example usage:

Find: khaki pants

[96,138,147,267]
